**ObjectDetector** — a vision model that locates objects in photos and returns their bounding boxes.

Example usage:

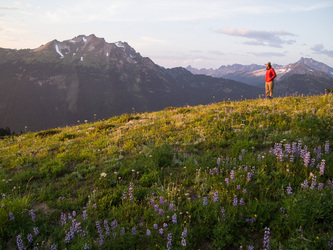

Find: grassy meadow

[0,95,333,249]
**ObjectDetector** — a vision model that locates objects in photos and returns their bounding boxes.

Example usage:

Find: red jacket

[265,67,276,82]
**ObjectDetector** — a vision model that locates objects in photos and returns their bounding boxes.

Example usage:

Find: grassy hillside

[1,95,333,249]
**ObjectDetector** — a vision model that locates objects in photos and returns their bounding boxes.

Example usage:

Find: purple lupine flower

[122,191,127,200]
[50,244,57,250]
[210,169,215,175]
[286,183,293,195]
[146,229,151,236]
[153,224,158,229]
[150,198,155,206]
[243,189,247,194]
[72,211,76,218]
[239,198,245,205]
[181,227,187,246]
[181,237,187,247]
[310,158,316,167]
[274,143,284,161]
[273,143,282,157]
[230,170,235,180]
[159,228,164,235]
[248,245,255,250]
[120,227,125,236]
[301,180,309,189]
[98,234,104,246]
[181,227,188,238]
[237,185,241,190]
[159,196,165,205]
[84,243,90,250]
[233,195,238,206]
[65,219,79,244]
[239,155,242,161]
[263,227,270,249]
[247,172,252,182]
[257,154,262,162]
[290,154,294,163]
[154,205,159,212]
[172,213,177,224]
[328,238,333,248]
[104,220,110,235]
[33,227,39,236]
[111,219,118,230]
[285,143,291,154]
[319,159,325,175]
[325,140,330,154]
[203,197,208,206]
[225,178,230,186]
[163,223,168,228]
[315,146,322,160]
[132,227,137,235]
[246,217,256,223]
[221,207,226,221]
[213,191,219,202]
[113,232,117,238]
[60,213,66,226]
[16,235,24,250]
[215,167,219,174]
[27,233,33,243]
[318,183,324,190]
[166,233,172,250]
[158,209,164,216]
[304,152,311,167]
[280,207,285,213]
[297,140,302,154]
[169,203,175,211]
[28,210,36,222]
[9,211,15,221]
[291,141,297,154]
[310,173,317,190]
[95,221,102,234]
[217,157,221,166]
[129,182,134,201]
[83,210,88,220]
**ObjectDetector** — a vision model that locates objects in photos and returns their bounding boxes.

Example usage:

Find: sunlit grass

[0,95,333,249]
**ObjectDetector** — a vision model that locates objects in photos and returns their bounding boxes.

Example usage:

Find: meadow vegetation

[0,95,333,249]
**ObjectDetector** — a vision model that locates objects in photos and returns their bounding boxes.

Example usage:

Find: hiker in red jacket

[265,62,277,99]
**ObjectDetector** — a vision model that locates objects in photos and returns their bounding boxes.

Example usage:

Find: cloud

[216,28,297,48]
[0,7,20,11]
[290,2,333,12]
[250,52,286,58]
[311,44,333,57]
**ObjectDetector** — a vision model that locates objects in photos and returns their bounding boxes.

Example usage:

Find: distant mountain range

[186,57,333,89]
[0,34,261,132]
[1,34,332,132]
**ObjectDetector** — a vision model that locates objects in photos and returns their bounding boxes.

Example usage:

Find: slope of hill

[0,34,261,132]
[1,95,333,249]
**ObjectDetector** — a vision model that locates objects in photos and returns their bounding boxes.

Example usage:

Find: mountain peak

[31,34,143,65]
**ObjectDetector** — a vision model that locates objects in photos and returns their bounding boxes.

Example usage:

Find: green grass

[0,95,333,249]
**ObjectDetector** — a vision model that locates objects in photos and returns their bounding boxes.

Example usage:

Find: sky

[1,0,333,69]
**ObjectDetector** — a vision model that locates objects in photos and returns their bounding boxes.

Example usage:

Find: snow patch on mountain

[115,42,125,49]
[55,44,64,58]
